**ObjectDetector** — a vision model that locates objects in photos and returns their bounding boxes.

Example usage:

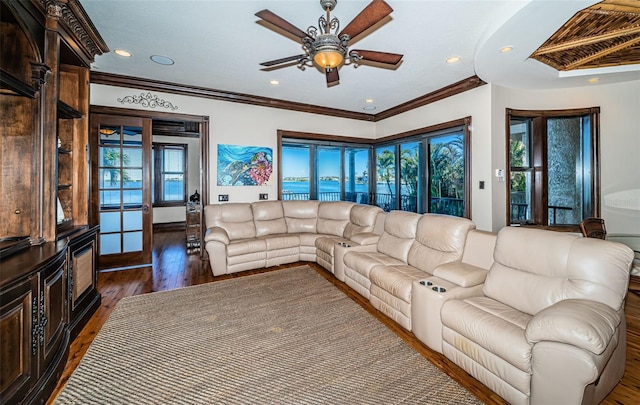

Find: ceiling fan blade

[326,68,340,86]
[260,54,308,67]
[338,0,393,39]
[256,9,310,41]
[352,50,403,65]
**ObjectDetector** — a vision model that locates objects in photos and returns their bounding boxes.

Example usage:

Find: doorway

[90,106,209,271]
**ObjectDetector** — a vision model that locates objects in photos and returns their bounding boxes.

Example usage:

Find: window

[507,108,599,227]
[279,118,470,218]
[153,143,187,206]
[281,141,370,202]
[375,126,468,216]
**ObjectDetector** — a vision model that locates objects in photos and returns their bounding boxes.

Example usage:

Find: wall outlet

[479,181,485,189]
[259,193,268,200]
[218,194,229,202]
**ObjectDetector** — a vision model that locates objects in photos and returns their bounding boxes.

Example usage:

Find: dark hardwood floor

[48,231,640,404]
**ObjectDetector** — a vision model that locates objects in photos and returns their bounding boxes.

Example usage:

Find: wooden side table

[186,202,201,251]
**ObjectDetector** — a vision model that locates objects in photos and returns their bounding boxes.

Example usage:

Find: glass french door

[92,115,152,270]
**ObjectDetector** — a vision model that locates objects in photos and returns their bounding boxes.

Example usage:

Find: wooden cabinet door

[0,276,38,403]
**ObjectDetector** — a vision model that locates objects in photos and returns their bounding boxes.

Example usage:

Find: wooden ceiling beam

[563,35,640,70]
[532,25,640,56]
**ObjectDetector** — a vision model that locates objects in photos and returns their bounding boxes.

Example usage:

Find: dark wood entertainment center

[0,1,107,403]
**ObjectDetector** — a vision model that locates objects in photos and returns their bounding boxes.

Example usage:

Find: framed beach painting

[217,144,273,186]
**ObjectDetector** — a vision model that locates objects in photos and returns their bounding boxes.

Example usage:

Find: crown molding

[372,76,486,121]
[90,72,485,122]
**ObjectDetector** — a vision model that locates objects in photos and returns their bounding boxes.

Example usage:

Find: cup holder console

[432,286,447,293]
[338,242,351,247]
[419,280,433,286]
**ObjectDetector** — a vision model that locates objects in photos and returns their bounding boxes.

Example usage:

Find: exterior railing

[281,192,464,217]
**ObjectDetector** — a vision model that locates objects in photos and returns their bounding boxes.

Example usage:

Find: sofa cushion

[226,238,267,257]
[203,203,255,240]
[252,201,287,237]
[344,251,406,279]
[377,211,421,262]
[407,214,475,273]
[442,296,533,373]
[283,200,319,233]
[317,201,354,237]
[370,264,427,304]
[343,204,383,239]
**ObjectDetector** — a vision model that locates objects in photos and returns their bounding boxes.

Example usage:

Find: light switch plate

[218,194,229,202]
[259,193,268,200]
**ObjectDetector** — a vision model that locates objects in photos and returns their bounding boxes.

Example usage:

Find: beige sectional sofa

[203,200,634,405]
[203,200,383,276]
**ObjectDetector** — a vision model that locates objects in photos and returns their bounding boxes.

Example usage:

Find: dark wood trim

[90,73,486,123]
[277,129,376,144]
[153,221,185,233]
[90,72,375,122]
[463,117,472,219]
[90,105,207,123]
[373,76,486,121]
[375,117,470,144]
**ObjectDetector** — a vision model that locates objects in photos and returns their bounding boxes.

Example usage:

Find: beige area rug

[54,266,482,404]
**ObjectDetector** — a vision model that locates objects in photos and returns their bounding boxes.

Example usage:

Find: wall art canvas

[217,144,273,186]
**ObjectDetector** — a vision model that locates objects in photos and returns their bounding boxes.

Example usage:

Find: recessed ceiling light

[114,49,131,57]
[363,106,376,111]
[445,56,461,64]
[365,98,374,103]
[269,80,280,85]
[588,77,600,83]
[150,55,174,65]
[499,46,513,53]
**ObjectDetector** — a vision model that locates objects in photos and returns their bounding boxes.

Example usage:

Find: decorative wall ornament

[117,92,179,110]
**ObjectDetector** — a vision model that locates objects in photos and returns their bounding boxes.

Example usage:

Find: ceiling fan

[256,0,403,87]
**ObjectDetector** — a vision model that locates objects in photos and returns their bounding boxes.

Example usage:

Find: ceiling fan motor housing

[320,0,338,12]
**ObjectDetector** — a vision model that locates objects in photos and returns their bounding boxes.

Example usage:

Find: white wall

[91,79,639,233]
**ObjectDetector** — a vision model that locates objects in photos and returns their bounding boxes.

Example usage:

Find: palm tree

[376,149,395,195]
[102,149,131,186]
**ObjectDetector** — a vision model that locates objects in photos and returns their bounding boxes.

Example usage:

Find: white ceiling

[80,0,640,114]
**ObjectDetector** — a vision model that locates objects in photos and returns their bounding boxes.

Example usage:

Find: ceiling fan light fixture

[309,33,346,69]
[313,48,344,69]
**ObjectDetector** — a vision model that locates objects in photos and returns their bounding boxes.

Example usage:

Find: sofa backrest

[251,201,287,237]
[461,229,497,270]
[377,211,421,262]
[317,201,355,237]
[407,214,475,273]
[343,204,383,239]
[203,203,256,240]
[484,227,633,315]
[282,200,319,233]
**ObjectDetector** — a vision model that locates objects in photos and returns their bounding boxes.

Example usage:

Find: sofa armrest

[432,262,488,288]
[204,227,230,245]
[526,299,620,355]
[349,232,380,246]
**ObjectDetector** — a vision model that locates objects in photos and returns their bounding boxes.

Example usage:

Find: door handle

[143,204,150,213]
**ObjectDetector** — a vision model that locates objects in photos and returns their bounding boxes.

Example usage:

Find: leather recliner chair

[440,227,634,405]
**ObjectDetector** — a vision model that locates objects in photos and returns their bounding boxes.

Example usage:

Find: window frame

[505,107,600,230]
[277,117,471,218]
[152,142,188,207]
